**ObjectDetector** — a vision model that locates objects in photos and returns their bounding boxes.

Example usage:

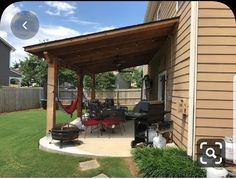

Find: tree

[122,67,143,88]
[19,54,47,87]
[19,54,78,87]
[12,62,20,69]
[58,68,77,87]
[83,72,116,90]
[96,72,116,89]
[19,54,143,89]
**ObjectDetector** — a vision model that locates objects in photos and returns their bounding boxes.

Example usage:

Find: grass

[127,105,134,111]
[0,109,131,177]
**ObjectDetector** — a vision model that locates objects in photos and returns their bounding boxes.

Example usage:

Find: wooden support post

[91,74,96,100]
[44,52,57,134]
[117,89,120,107]
[77,72,84,118]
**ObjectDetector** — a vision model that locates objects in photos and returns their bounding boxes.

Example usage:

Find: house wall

[195,1,236,151]
[146,1,191,150]
[0,40,11,86]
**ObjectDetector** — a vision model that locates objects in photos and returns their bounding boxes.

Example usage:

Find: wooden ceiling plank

[71,50,157,67]
[84,57,151,74]
[67,42,161,64]
[79,53,154,71]
[50,29,170,56]
[58,36,166,59]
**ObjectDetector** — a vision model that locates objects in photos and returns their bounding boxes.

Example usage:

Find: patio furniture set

[50,98,128,148]
[49,97,173,149]
[82,98,128,138]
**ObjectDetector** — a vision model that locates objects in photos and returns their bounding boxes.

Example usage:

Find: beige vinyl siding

[195,1,236,150]
[147,1,191,150]
[157,1,176,19]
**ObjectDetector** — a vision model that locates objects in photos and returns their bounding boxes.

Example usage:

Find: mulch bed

[125,157,140,177]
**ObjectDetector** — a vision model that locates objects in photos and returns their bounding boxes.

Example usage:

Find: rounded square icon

[197,139,225,167]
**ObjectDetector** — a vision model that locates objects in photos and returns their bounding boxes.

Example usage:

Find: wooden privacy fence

[0,87,43,113]
[0,87,141,113]
[58,88,142,106]
[86,88,141,106]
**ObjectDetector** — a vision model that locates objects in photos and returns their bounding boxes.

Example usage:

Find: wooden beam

[24,17,179,53]
[91,74,96,100]
[77,72,84,118]
[43,52,79,73]
[44,52,57,134]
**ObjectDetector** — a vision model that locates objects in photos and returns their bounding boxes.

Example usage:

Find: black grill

[126,100,170,147]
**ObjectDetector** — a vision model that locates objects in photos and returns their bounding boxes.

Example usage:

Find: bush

[132,147,206,178]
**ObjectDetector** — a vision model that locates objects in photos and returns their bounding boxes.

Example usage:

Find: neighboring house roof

[0,36,15,51]
[144,1,158,22]
[9,69,22,78]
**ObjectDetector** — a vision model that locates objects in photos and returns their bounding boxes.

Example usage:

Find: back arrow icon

[22,21,27,30]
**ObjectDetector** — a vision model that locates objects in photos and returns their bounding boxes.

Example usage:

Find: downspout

[187,1,198,158]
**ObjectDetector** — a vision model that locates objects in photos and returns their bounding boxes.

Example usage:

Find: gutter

[187,1,198,158]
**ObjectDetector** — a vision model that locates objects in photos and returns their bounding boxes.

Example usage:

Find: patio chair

[82,117,100,138]
[99,107,127,136]
[82,101,103,138]
[104,98,115,108]
[100,118,123,137]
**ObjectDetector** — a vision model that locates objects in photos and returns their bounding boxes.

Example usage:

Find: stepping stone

[93,173,109,178]
[79,159,100,171]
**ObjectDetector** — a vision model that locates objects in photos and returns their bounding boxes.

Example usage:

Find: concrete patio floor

[39,120,134,157]
[39,119,177,157]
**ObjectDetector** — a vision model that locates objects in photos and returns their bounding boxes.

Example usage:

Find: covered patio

[24,17,178,157]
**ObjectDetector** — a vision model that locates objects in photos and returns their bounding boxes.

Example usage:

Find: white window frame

[156,3,161,21]
[176,1,183,12]
[158,71,167,108]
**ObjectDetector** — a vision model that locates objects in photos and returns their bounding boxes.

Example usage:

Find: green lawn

[0,109,132,177]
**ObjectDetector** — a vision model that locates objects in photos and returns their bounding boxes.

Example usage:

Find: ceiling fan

[113,55,133,73]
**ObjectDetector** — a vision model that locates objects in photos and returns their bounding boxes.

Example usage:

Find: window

[156,4,161,21]
[176,1,183,12]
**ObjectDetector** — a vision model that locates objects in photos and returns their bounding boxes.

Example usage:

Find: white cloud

[9,25,80,65]
[97,26,116,32]
[0,4,80,65]
[82,26,116,35]
[45,1,76,16]
[0,4,116,66]
[11,48,27,62]
[45,10,60,16]
[0,31,7,40]
[69,16,99,26]
[0,4,21,31]
[9,25,117,65]
[39,25,80,39]
[86,26,117,34]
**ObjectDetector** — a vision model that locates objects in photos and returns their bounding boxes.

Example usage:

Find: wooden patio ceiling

[24,17,179,75]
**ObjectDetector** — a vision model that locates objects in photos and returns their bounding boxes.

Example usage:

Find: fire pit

[50,123,82,148]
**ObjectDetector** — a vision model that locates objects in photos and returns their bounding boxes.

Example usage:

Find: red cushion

[83,118,100,126]
[101,118,120,128]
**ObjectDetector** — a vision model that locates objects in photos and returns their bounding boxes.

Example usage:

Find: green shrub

[132,147,206,178]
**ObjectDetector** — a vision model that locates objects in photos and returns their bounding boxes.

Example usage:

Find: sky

[0,1,147,66]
